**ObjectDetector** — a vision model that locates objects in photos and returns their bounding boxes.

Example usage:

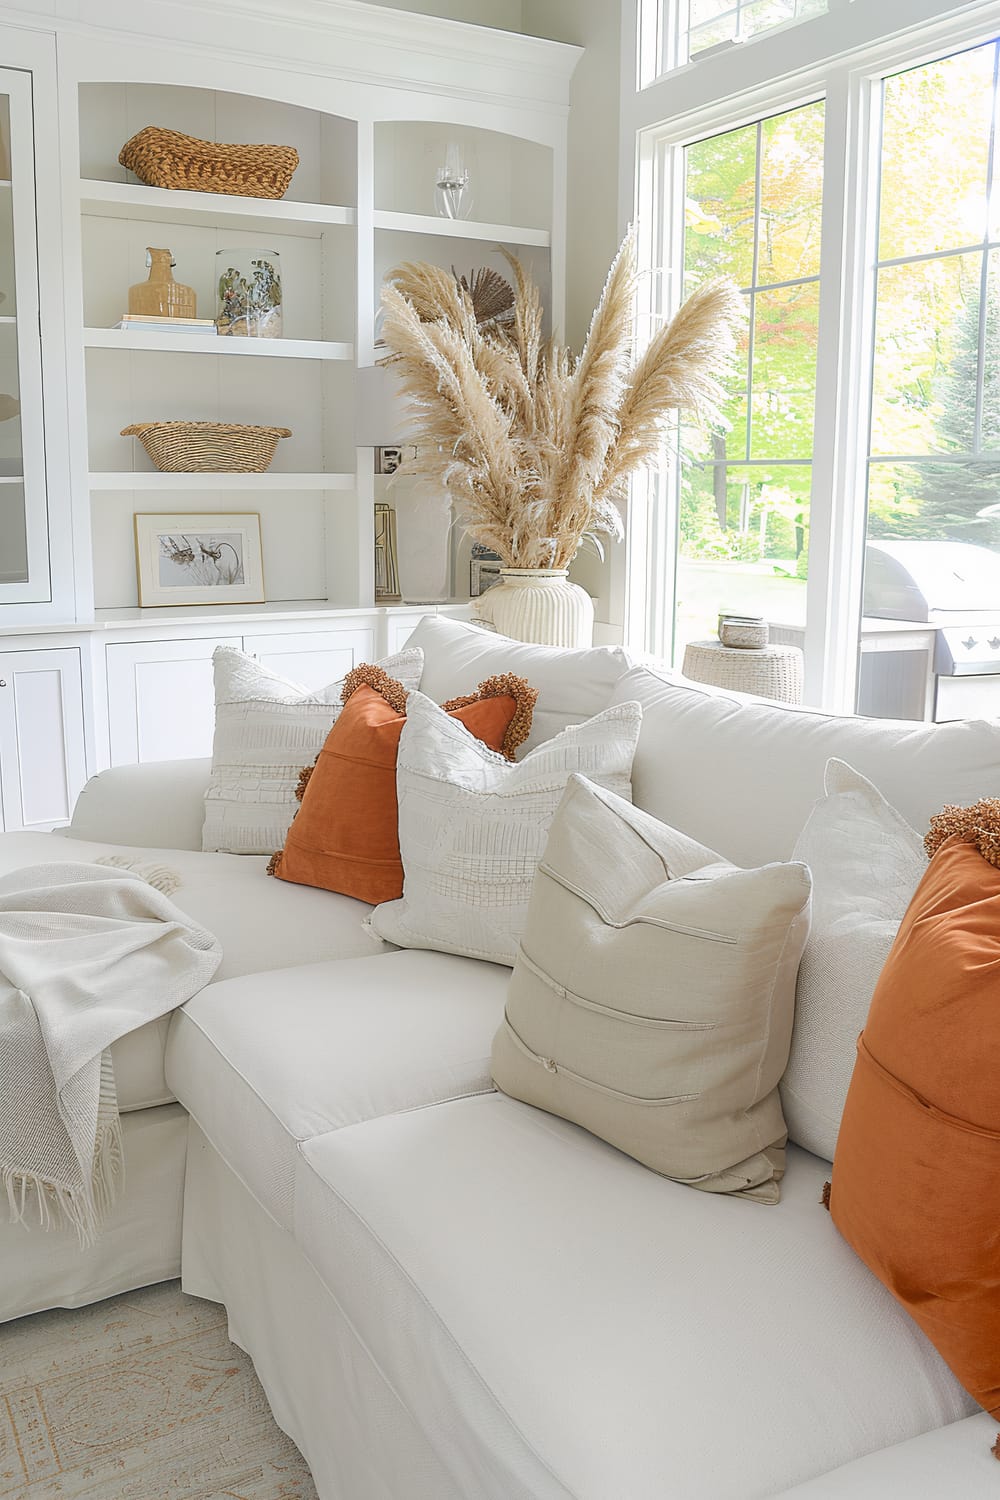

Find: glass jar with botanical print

[215,249,282,338]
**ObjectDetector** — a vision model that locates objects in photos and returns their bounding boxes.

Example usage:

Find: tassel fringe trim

[341,663,409,715]
[925,800,1000,869]
[3,1115,124,1248]
[94,855,181,895]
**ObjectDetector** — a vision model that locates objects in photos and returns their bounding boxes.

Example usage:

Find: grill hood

[864,539,1000,622]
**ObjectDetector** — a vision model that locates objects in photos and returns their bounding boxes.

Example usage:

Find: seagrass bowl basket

[118,127,299,200]
[121,421,293,473]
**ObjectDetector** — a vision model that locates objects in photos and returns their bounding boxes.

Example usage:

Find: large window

[676,102,824,666]
[645,0,829,80]
[867,41,1000,556]
[630,0,1000,716]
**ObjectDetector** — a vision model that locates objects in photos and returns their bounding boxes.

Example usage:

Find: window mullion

[802,62,878,712]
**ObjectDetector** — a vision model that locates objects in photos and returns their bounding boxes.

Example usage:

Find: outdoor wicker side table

[681,639,804,704]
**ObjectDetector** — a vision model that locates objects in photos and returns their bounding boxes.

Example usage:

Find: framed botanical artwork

[134,512,265,607]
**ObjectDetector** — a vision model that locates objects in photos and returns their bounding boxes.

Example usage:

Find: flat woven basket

[121,421,292,473]
[118,127,299,200]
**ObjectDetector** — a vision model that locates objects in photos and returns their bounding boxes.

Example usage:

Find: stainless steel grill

[863,540,1000,721]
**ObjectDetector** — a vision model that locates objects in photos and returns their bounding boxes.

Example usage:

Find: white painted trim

[89,472,357,491]
[80,180,356,236]
[7,0,582,113]
[373,210,550,246]
[83,328,355,361]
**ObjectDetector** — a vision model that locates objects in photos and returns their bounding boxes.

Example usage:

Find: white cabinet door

[106,636,241,765]
[0,648,87,829]
[242,627,378,688]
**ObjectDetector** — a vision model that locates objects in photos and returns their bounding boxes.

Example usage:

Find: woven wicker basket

[118,127,299,200]
[121,421,292,473]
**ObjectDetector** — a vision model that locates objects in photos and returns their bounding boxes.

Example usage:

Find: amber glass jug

[128,247,197,319]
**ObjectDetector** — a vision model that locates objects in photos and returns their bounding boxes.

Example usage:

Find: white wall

[521,0,622,348]
[523,0,625,635]
[354,0,524,29]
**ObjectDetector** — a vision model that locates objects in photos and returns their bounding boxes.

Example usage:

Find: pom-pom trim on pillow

[925,798,1000,868]
[441,673,538,762]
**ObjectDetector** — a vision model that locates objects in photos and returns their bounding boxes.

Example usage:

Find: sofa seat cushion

[165,949,510,1231]
[772,1414,999,1498]
[294,1093,974,1500]
[0,832,381,1112]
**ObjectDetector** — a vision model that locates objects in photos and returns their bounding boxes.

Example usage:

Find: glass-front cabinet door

[0,68,49,603]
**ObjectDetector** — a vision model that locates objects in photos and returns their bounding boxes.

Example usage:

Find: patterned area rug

[0,1281,318,1499]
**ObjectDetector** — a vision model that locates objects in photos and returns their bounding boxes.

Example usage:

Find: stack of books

[114,314,218,337]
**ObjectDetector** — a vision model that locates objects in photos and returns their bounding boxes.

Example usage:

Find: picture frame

[374,502,403,603]
[134,512,264,608]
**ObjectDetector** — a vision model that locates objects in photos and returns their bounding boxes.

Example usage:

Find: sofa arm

[66,759,212,851]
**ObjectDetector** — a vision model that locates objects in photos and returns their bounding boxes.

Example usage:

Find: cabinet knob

[0,680,6,688]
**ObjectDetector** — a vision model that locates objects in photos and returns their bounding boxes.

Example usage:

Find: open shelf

[84,328,354,360]
[373,209,549,247]
[89,470,355,491]
[80,179,356,239]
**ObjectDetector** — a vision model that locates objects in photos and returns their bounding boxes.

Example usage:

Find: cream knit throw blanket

[0,862,222,1243]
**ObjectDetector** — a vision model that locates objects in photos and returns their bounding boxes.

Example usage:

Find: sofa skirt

[180,1121,467,1500]
[0,1102,187,1323]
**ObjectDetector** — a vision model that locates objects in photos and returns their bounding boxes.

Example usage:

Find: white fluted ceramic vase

[473,568,595,648]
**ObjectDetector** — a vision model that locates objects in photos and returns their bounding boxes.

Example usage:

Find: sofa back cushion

[406,615,632,754]
[610,665,1000,868]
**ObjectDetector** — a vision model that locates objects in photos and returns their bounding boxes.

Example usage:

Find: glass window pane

[676,99,820,673]
[879,47,994,261]
[867,460,1000,550]
[758,103,824,283]
[0,322,22,478]
[666,0,828,74]
[0,482,27,584]
[750,280,820,459]
[676,462,811,664]
[870,253,981,457]
[684,123,757,289]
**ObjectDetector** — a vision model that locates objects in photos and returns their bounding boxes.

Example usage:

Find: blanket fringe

[94,854,182,896]
[2,1075,125,1247]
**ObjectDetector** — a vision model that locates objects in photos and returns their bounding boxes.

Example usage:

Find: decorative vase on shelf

[434,143,471,221]
[473,567,595,648]
[128,247,197,319]
[216,248,282,338]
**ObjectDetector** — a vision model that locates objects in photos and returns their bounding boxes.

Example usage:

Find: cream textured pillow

[491,775,812,1203]
[781,757,926,1162]
[369,693,642,965]
[202,646,423,855]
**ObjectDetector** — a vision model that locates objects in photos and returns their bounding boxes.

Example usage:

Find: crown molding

[5,0,582,111]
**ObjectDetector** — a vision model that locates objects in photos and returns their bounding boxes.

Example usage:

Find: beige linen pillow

[491,775,812,1203]
[202,646,423,855]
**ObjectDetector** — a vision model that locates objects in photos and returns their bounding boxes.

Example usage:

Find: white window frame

[622,0,1000,710]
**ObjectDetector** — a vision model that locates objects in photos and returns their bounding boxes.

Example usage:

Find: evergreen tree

[913,278,1000,547]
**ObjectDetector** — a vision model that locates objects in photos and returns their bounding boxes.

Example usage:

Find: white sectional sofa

[3,616,999,1499]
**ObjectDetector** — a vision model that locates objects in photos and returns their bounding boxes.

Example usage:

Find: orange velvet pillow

[268,665,536,905]
[828,802,1000,1420]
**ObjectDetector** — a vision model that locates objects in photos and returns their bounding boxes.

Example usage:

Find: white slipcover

[773,1414,999,1498]
[612,666,1000,868]
[0,832,382,1112]
[0,1103,187,1322]
[165,949,511,1230]
[293,1092,973,1500]
[406,615,633,753]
